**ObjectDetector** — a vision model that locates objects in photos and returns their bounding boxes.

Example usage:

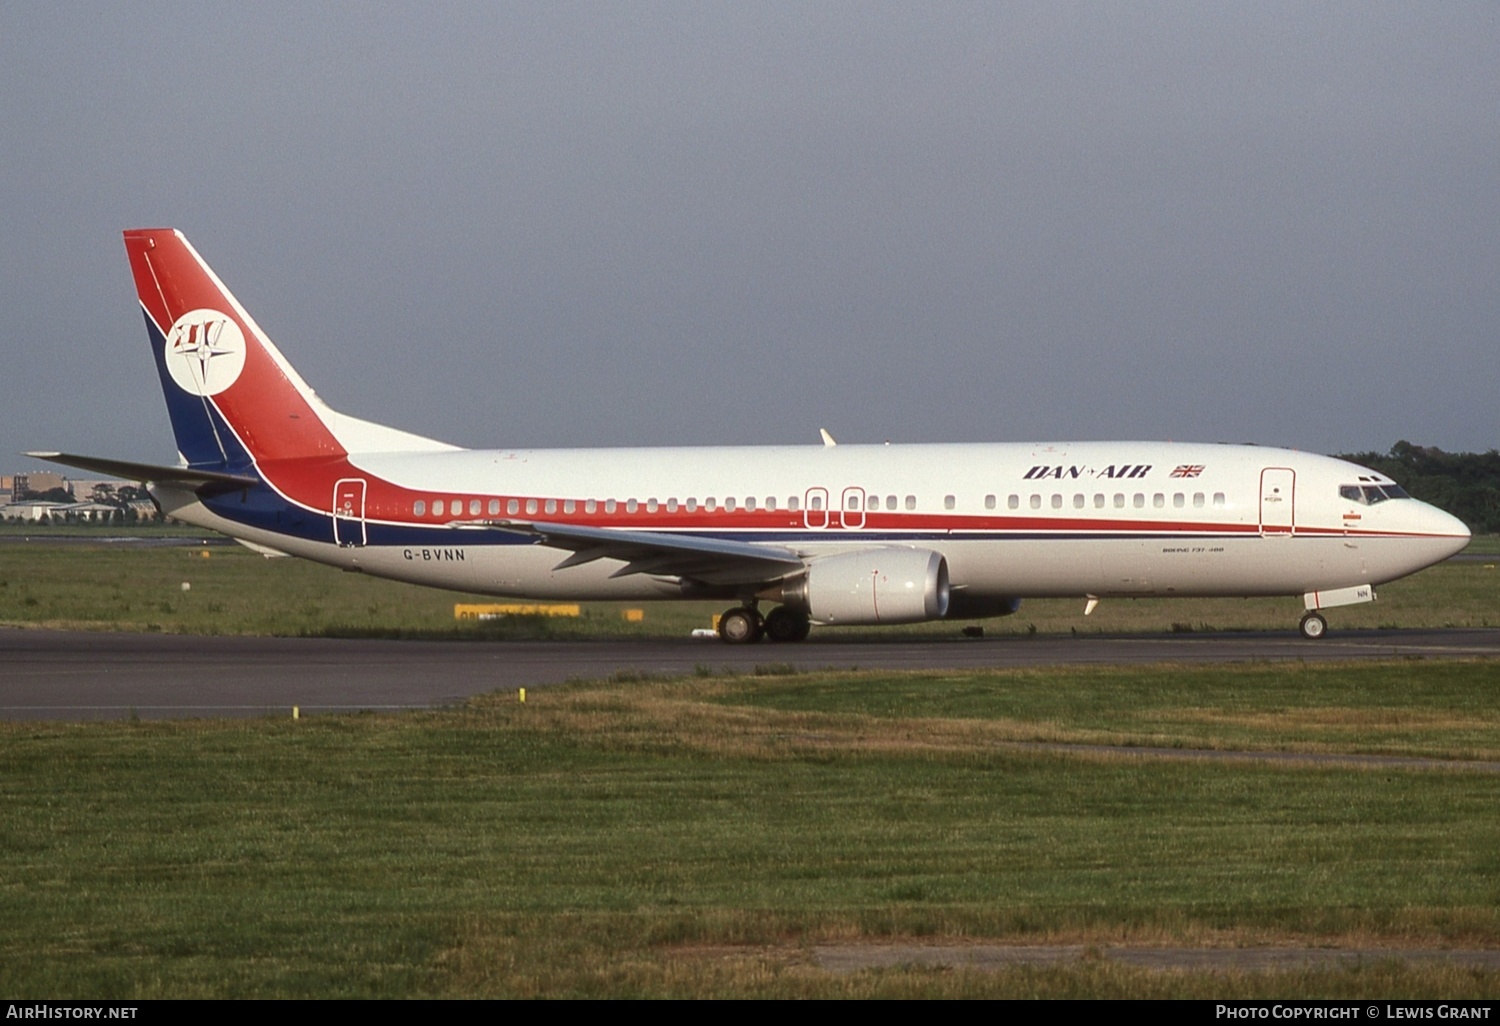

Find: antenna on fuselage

[819,428,837,447]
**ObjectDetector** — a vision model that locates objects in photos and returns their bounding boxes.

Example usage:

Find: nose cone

[1424,503,1472,561]
[1367,501,1471,583]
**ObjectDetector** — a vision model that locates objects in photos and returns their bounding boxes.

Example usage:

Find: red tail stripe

[124,229,345,463]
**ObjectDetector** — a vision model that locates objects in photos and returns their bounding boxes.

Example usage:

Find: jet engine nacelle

[781,548,950,625]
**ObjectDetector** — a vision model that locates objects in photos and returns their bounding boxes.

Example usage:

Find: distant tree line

[1336,441,1500,535]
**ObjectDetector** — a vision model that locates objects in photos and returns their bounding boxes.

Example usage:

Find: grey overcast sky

[3,2,1497,472]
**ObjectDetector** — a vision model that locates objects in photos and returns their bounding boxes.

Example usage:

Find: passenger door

[1259,468,1295,536]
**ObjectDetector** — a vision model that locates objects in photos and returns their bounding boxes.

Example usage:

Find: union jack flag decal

[1170,464,1205,478]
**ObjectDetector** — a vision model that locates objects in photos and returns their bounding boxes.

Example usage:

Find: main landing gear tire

[718,606,764,644]
[1299,611,1328,640]
[763,606,812,643]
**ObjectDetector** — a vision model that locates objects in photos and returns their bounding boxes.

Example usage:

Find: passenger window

[985,494,996,510]
[847,494,859,510]
[1212,493,1225,507]
[585,499,597,514]
[1094,494,1105,509]
[564,499,576,514]
[686,498,697,512]
[1114,493,1125,508]
[1153,494,1165,508]
[488,499,500,515]
[886,495,897,511]
[808,496,820,511]
[1051,494,1062,510]
[545,499,557,515]
[1030,494,1042,510]
[507,499,519,515]
[765,497,776,511]
[724,497,737,512]
[526,499,538,515]
[1073,494,1085,509]
[1133,494,1145,508]
[413,500,426,516]
[867,495,880,510]
[646,499,658,513]
[1008,495,1019,510]
[788,496,799,511]
[1173,493,1184,508]
[905,495,916,510]
[605,499,617,514]
[626,499,639,513]
[468,499,480,516]
[745,497,756,512]
[666,498,678,513]
[1193,493,1204,508]
[433,500,444,516]
[944,495,956,510]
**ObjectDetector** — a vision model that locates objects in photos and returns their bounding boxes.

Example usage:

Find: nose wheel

[1299,611,1328,640]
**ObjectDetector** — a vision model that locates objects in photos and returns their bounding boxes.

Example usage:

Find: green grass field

[3,660,1499,998]
[1,534,1496,638]
[3,536,1498,996]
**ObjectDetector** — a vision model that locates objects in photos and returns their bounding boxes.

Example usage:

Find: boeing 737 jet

[33,229,1470,642]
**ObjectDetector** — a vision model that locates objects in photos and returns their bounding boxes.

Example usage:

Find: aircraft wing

[26,452,260,492]
[465,519,807,586]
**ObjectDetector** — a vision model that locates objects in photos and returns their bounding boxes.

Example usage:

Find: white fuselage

[155,440,1471,608]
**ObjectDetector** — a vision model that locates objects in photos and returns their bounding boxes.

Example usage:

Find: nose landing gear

[1299,611,1328,640]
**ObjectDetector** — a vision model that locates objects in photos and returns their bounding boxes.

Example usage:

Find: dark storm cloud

[2,2,1496,470]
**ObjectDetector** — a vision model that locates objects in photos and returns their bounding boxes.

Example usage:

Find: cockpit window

[1341,483,1410,505]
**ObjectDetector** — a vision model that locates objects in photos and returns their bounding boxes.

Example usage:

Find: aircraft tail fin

[123,229,456,470]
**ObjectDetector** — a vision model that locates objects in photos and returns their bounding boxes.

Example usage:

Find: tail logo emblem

[164,309,246,396]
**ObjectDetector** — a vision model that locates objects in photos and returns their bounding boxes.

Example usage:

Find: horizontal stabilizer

[25,452,260,491]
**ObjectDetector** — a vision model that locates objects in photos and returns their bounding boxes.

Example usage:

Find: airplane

[32,229,1471,643]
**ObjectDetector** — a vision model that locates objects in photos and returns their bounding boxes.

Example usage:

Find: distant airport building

[12,471,66,498]
[67,479,124,502]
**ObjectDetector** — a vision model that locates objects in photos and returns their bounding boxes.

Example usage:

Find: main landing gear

[1299,611,1328,640]
[716,605,811,644]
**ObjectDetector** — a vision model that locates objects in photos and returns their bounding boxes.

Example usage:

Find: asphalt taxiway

[2,626,1497,721]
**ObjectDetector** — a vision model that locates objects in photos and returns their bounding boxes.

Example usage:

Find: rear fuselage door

[333,477,367,547]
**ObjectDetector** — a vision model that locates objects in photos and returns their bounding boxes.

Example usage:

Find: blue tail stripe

[145,311,234,467]
[145,311,258,472]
